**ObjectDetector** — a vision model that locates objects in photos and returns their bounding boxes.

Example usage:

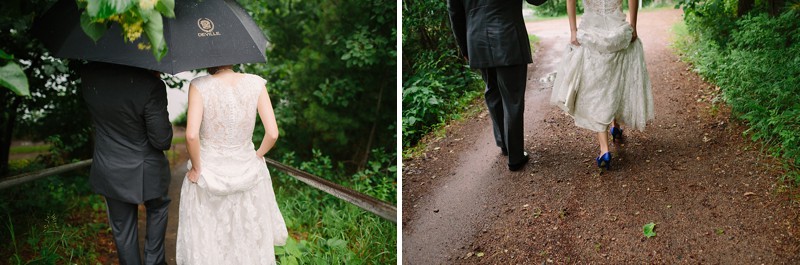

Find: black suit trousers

[481,64,528,164]
[106,195,170,265]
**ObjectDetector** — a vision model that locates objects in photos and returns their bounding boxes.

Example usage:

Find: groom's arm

[143,77,173,151]
[447,0,469,59]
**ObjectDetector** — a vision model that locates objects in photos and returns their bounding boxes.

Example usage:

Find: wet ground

[402,8,800,264]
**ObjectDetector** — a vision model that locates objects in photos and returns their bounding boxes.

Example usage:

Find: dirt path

[402,8,800,264]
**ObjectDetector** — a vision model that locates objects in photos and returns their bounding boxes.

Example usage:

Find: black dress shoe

[501,147,508,156]
[508,151,529,171]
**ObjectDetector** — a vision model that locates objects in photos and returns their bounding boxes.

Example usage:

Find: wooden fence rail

[0,158,396,223]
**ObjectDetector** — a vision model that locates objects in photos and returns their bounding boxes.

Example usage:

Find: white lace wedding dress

[550,0,654,132]
[176,74,288,265]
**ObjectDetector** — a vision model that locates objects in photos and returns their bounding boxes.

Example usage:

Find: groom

[81,62,173,265]
[447,0,544,171]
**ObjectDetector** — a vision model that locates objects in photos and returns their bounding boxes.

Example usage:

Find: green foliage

[77,0,175,60]
[9,144,50,154]
[675,5,800,180]
[530,0,665,18]
[172,108,187,127]
[241,0,396,168]
[1,0,94,175]
[0,160,108,264]
[402,0,484,147]
[402,63,482,146]
[0,51,29,96]
[643,222,656,238]
[676,0,739,47]
[531,0,584,17]
[273,149,396,264]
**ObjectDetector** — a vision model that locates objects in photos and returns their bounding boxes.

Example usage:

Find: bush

[172,109,187,127]
[531,0,584,17]
[402,0,484,148]
[674,6,800,179]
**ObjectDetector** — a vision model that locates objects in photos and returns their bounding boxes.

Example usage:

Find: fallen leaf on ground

[643,222,657,238]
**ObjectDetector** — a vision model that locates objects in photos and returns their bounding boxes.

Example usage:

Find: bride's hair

[208,65,234,74]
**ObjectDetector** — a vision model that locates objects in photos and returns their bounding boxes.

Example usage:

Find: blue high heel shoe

[610,126,623,142]
[596,152,611,170]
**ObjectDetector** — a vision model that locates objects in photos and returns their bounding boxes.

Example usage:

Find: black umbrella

[34,0,267,74]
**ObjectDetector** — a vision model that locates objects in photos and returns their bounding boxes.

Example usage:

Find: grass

[1,160,112,264]
[9,144,50,154]
[172,136,186,145]
[529,34,541,47]
[273,151,396,264]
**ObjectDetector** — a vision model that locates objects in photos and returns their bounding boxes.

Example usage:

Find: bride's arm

[255,86,278,158]
[185,84,203,182]
[567,0,580,46]
[629,0,639,42]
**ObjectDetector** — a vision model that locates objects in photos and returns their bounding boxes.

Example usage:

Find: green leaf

[274,246,285,255]
[86,0,123,19]
[80,12,108,42]
[86,0,135,19]
[155,0,175,18]
[279,256,298,265]
[138,7,157,23]
[326,238,347,249]
[86,0,103,17]
[0,49,12,60]
[643,222,656,238]
[141,11,168,61]
[285,256,299,265]
[284,238,302,257]
[0,61,29,96]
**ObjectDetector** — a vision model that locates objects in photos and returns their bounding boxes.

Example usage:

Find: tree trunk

[738,0,755,16]
[359,81,385,171]
[1,94,21,177]
[768,0,785,15]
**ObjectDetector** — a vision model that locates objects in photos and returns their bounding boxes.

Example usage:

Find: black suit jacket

[80,62,172,204]
[447,0,537,69]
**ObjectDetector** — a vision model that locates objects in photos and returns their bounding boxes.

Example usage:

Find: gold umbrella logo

[197,18,214,32]
[197,18,221,37]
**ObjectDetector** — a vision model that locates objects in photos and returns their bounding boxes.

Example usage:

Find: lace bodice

[187,73,270,195]
[583,0,623,15]
[191,74,265,150]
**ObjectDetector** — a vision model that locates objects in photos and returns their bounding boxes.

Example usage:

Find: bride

[551,0,654,170]
[176,65,288,264]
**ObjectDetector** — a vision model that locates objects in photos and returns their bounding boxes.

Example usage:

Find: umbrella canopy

[34,0,267,74]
